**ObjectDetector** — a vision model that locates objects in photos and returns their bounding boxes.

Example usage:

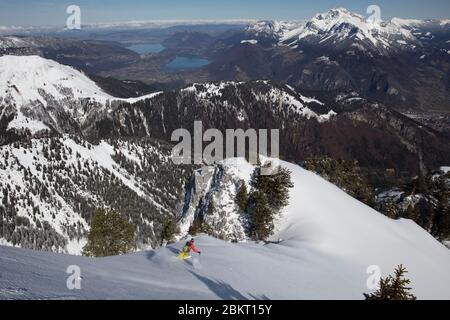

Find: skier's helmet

[191,238,195,242]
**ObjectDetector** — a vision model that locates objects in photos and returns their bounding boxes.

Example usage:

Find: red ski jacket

[183,241,200,253]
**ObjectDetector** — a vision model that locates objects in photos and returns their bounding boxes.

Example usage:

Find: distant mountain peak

[243,8,431,54]
[315,7,364,20]
[279,8,423,54]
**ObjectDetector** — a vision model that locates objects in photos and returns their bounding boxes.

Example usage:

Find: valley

[2,9,449,112]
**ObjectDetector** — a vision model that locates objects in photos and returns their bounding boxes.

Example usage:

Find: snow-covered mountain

[243,8,449,55]
[0,36,31,49]
[243,20,300,43]
[180,81,336,122]
[0,36,142,79]
[0,135,192,254]
[0,55,336,141]
[281,8,420,54]
[1,158,450,299]
[0,55,158,138]
[1,55,449,256]
[219,9,449,111]
[0,55,113,103]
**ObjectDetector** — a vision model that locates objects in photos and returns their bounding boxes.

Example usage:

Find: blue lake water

[163,56,211,71]
[126,43,165,54]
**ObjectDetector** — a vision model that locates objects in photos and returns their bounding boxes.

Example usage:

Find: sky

[0,0,449,27]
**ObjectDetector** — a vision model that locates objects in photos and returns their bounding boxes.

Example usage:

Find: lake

[126,43,165,54]
[163,56,211,71]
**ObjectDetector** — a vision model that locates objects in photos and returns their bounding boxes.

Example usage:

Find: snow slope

[0,55,113,104]
[1,158,450,299]
[0,55,162,105]
[0,55,160,134]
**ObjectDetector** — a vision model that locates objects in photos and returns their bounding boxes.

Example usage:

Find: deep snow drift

[1,159,450,300]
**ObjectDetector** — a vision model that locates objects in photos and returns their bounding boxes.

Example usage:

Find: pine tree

[246,163,293,241]
[207,197,216,216]
[432,203,450,240]
[364,265,417,300]
[424,206,435,232]
[161,215,177,244]
[188,217,203,236]
[379,200,399,219]
[250,163,293,211]
[247,190,273,241]
[235,181,248,212]
[412,174,430,194]
[404,204,420,222]
[82,209,135,257]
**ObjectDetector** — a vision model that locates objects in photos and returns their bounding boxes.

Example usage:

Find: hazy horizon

[0,0,449,28]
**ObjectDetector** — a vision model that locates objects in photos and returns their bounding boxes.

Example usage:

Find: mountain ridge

[0,53,449,256]
[243,8,449,55]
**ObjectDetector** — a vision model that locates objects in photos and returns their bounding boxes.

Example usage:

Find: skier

[177,238,201,260]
